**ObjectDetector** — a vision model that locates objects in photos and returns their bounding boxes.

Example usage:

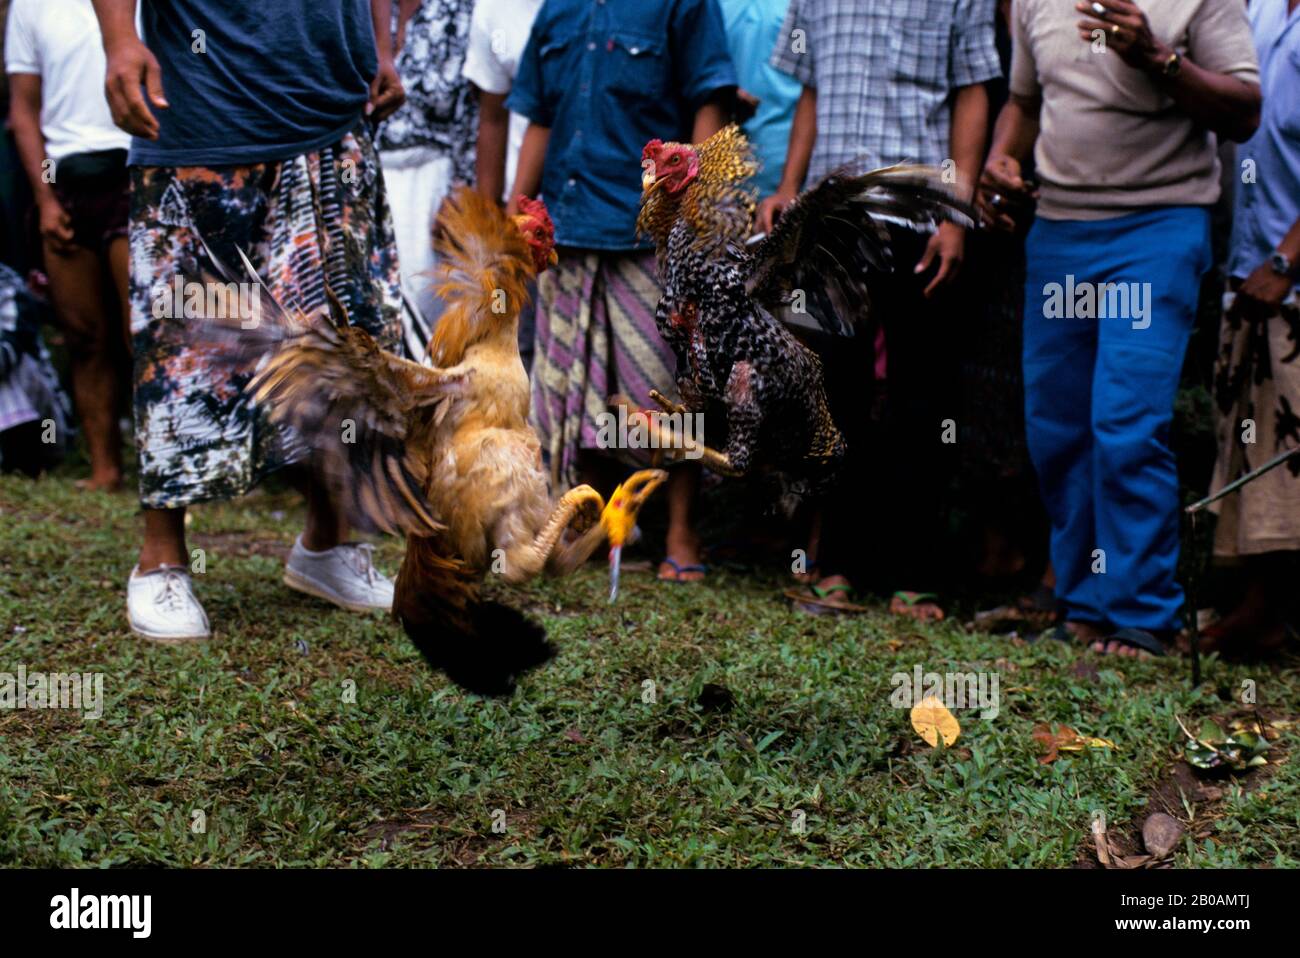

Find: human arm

[915,82,989,297]
[1073,0,1259,143]
[755,84,815,235]
[474,89,510,203]
[90,0,167,139]
[6,75,74,253]
[367,0,405,121]
[504,121,549,216]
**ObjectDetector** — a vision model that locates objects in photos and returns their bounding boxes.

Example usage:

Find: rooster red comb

[642,139,664,162]
[516,194,553,231]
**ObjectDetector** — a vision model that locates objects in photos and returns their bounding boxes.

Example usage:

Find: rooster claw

[564,484,605,533]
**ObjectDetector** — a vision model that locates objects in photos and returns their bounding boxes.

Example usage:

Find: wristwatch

[1270,250,1297,279]
[1161,51,1182,77]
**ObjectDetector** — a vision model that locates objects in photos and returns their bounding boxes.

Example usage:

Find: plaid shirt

[771,0,1000,181]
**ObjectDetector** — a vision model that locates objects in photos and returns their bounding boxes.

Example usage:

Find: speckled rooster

[202,188,665,694]
[635,125,970,505]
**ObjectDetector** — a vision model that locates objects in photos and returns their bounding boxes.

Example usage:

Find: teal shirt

[718,0,801,199]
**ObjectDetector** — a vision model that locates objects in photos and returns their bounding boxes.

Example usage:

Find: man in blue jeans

[978,0,1260,656]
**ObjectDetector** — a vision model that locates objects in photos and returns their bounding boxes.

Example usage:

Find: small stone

[1142,812,1184,859]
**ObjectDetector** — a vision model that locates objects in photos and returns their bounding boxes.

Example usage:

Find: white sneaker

[127,565,211,643]
[283,537,394,612]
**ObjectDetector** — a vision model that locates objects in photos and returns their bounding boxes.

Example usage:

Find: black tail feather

[399,599,555,697]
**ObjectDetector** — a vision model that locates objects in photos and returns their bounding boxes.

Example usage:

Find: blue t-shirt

[506,0,737,250]
[129,1,378,167]
[717,0,799,200]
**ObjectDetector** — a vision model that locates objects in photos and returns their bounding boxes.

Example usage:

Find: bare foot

[1089,639,1155,660]
[1062,620,1107,645]
[76,474,124,493]
[889,591,945,622]
[790,574,863,615]
[659,530,705,582]
[658,557,706,581]
[1088,627,1170,660]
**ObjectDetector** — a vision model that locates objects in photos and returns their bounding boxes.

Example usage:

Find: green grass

[1,468,1298,868]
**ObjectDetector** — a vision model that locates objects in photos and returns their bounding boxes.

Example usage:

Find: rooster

[203,188,666,694]
[634,125,970,506]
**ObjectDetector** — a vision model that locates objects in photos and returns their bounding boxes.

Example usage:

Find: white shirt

[460,0,543,202]
[4,0,130,162]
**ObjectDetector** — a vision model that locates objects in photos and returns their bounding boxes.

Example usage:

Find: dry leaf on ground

[911,695,960,748]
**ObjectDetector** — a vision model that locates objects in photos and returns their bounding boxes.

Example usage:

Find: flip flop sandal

[1094,627,1169,658]
[783,583,867,616]
[657,557,708,583]
[889,590,945,621]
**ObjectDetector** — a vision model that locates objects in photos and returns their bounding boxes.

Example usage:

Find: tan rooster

[205,188,665,694]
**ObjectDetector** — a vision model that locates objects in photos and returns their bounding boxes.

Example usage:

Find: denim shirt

[1228,2,1300,282]
[507,0,737,250]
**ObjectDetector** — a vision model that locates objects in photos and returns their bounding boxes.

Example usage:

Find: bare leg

[659,464,705,581]
[107,236,132,352]
[44,241,124,490]
[302,471,348,551]
[139,506,187,571]
[280,465,349,551]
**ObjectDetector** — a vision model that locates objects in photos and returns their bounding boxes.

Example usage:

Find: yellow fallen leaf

[1033,723,1116,763]
[911,695,960,748]
[1059,735,1116,752]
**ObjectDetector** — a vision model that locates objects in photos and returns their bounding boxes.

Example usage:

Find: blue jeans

[1022,206,1211,632]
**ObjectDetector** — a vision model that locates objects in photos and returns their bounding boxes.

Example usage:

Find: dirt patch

[358,806,539,865]
[190,531,292,562]
[1076,707,1292,869]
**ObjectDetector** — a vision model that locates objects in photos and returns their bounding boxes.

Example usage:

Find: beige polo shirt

[1010,0,1259,221]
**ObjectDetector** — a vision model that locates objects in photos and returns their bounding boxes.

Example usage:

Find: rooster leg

[679,443,741,477]
[499,485,605,583]
[648,389,689,416]
[641,390,741,477]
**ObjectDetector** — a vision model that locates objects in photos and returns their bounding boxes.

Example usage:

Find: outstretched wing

[745,165,973,336]
[187,237,463,538]
[247,317,468,537]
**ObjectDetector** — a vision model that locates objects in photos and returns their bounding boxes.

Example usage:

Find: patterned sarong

[1210,283,1300,555]
[129,123,403,509]
[529,248,677,491]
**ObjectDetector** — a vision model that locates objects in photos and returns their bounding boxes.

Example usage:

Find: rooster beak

[547,247,559,267]
[600,468,668,603]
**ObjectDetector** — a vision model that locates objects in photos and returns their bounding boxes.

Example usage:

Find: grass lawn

[1,467,1298,868]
